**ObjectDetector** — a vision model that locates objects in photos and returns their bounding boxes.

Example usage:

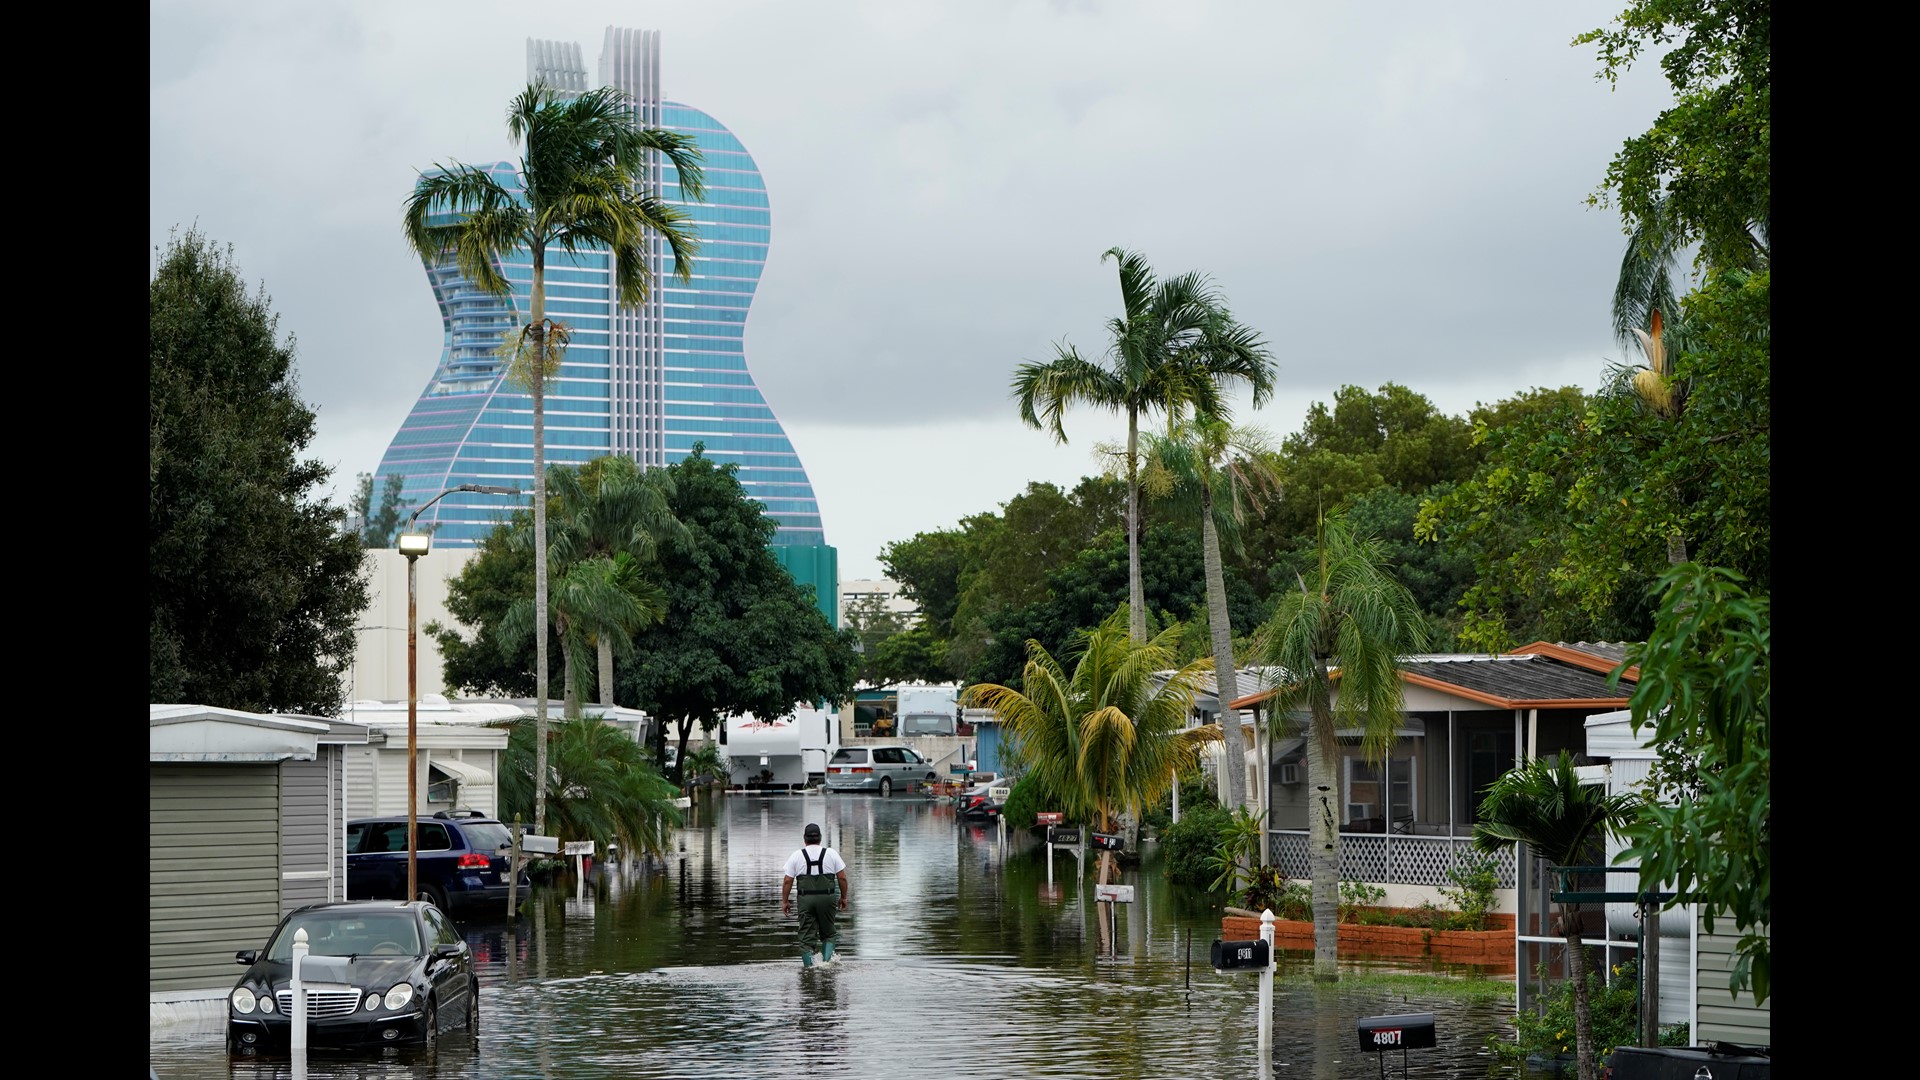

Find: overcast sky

[150,0,1675,581]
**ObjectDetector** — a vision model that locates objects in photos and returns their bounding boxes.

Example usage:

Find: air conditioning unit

[1277,763,1302,785]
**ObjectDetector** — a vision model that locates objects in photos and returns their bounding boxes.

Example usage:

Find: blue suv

[346,810,530,917]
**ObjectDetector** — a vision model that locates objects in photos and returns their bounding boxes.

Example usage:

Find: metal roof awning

[428,757,494,789]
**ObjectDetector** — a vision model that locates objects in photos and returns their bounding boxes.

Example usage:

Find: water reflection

[153,793,1526,1079]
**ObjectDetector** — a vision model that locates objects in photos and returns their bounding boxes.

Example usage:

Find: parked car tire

[420,997,438,1049]
[466,977,480,1030]
[879,777,892,798]
[417,884,448,911]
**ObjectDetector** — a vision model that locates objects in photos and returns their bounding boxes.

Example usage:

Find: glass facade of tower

[373,104,826,553]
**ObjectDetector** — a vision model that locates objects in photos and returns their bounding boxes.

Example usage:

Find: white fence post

[290,927,309,1056]
[1258,909,1275,1073]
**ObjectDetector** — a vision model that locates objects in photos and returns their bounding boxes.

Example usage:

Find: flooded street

[152,793,1525,1079]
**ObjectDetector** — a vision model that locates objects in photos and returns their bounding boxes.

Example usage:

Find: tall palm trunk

[559,617,580,721]
[1125,409,1145,642]
[1306,690,1340,982]
[598,635,616,707]
[1563,907,1600,1080]
[531,245,550,834]
[1202,485,1248,814]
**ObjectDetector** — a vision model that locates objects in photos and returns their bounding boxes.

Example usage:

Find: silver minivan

[824,744,935,796]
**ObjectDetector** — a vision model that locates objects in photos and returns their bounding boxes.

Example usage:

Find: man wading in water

[781,822,848,967]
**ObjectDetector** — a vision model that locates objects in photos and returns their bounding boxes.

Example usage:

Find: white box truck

[896,684,959,736]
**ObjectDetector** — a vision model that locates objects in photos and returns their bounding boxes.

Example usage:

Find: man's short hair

[803,823,822,843]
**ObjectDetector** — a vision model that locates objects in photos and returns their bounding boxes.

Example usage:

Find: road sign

[1036,812,1064,825]
[1095,883,1134,903]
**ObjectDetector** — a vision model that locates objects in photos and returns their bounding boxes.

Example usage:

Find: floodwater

[151,793,1530,1079]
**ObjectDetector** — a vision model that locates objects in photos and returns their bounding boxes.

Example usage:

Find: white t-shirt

[783,844,846,878]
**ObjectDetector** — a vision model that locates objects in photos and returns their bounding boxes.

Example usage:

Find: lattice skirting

[1268,831,1517,888]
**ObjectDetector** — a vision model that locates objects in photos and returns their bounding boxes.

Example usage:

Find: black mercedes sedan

[227,900,478,1053]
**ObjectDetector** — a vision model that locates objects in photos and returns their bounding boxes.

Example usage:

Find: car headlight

[365,992,382,1012]
[231,987,257,1014]
[383,983,414,1011]
[259,992,276,1013]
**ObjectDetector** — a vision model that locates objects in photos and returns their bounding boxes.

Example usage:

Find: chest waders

[796,848,839,959]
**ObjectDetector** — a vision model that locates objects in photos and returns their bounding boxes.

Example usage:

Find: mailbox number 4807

[1371,1029,1404,1047]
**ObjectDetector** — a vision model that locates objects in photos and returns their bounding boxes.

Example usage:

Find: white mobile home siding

[149,764,283,993]
[1695,913,1770,1046]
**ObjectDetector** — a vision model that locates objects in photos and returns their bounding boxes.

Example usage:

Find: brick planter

[1222,910,1516,973]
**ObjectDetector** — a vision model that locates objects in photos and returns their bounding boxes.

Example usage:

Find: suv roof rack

[433,808,486,819]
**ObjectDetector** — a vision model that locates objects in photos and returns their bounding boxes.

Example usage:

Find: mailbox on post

[1046,825,1081,846]
[1357,1010,1437,1080]
[1356,1012,1435,1052]
[1210,937,1270,972]
[1090,832,1125,852]
[1035,812,1064,826]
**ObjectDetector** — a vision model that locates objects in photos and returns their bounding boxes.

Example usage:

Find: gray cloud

[151,0,1674,573]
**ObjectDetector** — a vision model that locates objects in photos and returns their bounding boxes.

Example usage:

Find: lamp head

[398,533,431,558]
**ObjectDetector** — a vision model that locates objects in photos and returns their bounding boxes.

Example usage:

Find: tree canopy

[613,448,859,775]
[150,228,368,715]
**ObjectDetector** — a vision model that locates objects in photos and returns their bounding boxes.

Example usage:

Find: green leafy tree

[614,447,859,781]
[1418,269,1767,652]
[352,472,410,548]
[497,716,682,858]
[428,518,540,699]
[1012,248,1274,643]
[968,519,1254,689]
[1473,752,1640,1080]
[1142,412,1281,814]
[963,608,1218,891]
[867,624,951,686]
[403,82,706,833]
[881,530,970,641]
[150,228,369,714]
[1249,508,1431,982]
[1256,383,1478,546]
[1616,562,1769,1004]
[1576,0,1769,276]
[844,591,914,687]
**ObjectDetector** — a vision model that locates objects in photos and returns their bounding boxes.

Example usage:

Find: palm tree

[1012,248,1274,643]
[1250,508,1429,982]
[403,83,705,833]
[547,456,686,707]
[1141,412,1280,815]
[962,608,1218,891]
[498,715,684,862]
[1473,751,1639,1080]
[501,550,666,721]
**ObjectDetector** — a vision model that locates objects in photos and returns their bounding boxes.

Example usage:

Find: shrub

[1159,803,1230,886]
[1484,959,1689,1070]
[1000,772,1059,830]
[1142,768,1219,832]
[1438,850,1500,931]
[1337,879,1387,922]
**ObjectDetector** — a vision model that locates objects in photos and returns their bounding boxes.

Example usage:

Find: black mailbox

[1047,826,1081,846]
[1090,832,1125,851]
[1209,938,1270,971]
[1356,1013,1436,1052]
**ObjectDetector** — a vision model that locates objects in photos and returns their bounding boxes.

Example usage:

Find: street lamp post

[397,483,521,902]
